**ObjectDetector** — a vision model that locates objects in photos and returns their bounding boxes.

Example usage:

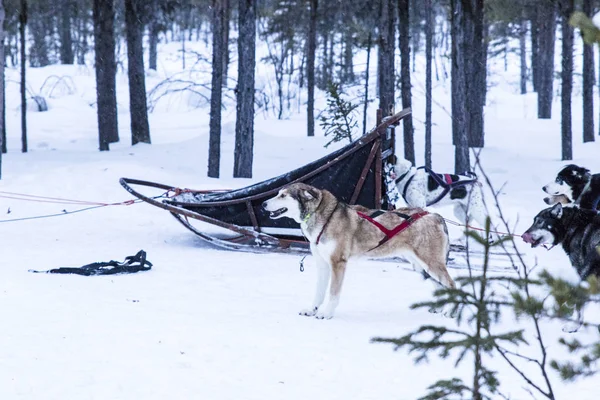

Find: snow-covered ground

[1,36,600,399]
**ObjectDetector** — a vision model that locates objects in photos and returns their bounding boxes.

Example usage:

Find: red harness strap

[444,174,453,186]
[356,210,429,250]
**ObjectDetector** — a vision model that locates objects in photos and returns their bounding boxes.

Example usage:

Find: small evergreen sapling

[318,82,359,148]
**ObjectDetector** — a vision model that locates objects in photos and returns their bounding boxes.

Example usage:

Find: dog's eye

[280,193,286,198]
[555,177,563,184]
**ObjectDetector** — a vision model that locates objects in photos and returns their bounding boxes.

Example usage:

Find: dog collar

[302,213,312,223]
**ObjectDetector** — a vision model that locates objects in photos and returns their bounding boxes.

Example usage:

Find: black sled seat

[120,108,411,253]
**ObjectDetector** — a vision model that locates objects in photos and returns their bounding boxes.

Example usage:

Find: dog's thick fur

[393,158,489,230]
[262,183,455,319]
[523,203,600,331]
[543,164,600,210]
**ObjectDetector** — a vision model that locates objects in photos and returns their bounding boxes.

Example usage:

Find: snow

[1,35,600,400]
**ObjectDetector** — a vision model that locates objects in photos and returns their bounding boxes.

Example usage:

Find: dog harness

[396,166,478,207]
[356,209,429,250]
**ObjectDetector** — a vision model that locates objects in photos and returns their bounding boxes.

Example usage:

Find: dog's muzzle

[522,231,543,248]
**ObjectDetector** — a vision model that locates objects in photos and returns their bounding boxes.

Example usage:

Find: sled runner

[120,108,514,268]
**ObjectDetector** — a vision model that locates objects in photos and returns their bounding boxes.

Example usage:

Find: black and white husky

[523,203,600,332]
[393,158,489,231]
[543,164,600,210]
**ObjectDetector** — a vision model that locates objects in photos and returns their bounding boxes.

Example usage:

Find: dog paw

[314,308,334,320]
[562,321,582,333]
[299,307,318,317]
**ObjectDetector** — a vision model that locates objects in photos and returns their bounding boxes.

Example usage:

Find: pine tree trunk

[20,0,27,153]
[233,0,255,178]
[362,32,372,137]
[398,0,414,164]
[29,1,49,68]
[451,0,470,173]
[125,0,151,145]
[208,0,225,178]
[467,0,486,148]
[93,0,119,150]
[307,0,318,137]
[560,0,573,160]
[148,0,159,71]
[222,0,230,86]
[378,0,395,116]
[60,0,74,64]
[583,0,595,143]
[0,0,5,177]
[530,9,539,92]
[425,0,433,169]
[343,24,354,83]
[519,15,527,94]
[537,1,557,119]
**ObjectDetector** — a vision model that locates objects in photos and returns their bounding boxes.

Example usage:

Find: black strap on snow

[29,250,152,276]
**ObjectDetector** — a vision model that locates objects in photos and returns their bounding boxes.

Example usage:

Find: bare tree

[398,0,415,164]
[125,0,151,145]
[519,9,527,94]
[583,0,595,143]
[378,0,395,116]
[560,0,573,160]
[208,0,226,178]
[451,0,469,173]
[60,0,74,64]
[20,0,27,153]
[425,0,433,169]
[307,0,318,137]
[537,0,557,119]
[93,0,119,150]
[233,0,256,178]
[0,0,5,178]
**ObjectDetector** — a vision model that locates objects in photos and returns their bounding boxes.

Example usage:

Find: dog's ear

[301,188,319,201]
[550,203,563,218]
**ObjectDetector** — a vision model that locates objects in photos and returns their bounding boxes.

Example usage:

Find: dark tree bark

[222,0,230,86]
[425,0,433,169]
[519,13,527,94]
[307,0,317,137]
[362,32,372,137]
[20,0,27,153]
[451,0,470,173]
[583,0,595,142]
[29,0,49,68]
[530,7,539,92]
[93,0,119,150]
[233,0,256,178]
[537,1,557,119]
[208,0,225,178]
[378,0,395,116]
[466,0,486,148]
[60,0,74,64]
[148,0,160,71]
[125,0,151,145]
[0,0,5,177]
[342,28,354,83]
[560,0,573,160]
[398,0,414,164]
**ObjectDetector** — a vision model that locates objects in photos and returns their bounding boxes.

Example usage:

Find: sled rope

[29,250,152,276]
[0,192,169,223]
[443,218,520,238]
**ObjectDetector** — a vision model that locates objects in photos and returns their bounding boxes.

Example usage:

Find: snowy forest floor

[1,40,600,399]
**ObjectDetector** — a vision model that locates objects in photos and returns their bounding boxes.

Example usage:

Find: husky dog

[543,164,600,210]
[393,158,489,230]
[262,183,455,319]
[522,203,600,332]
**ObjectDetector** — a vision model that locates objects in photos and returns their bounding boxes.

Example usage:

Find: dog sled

[120,108,514,269]
[120,109,410,253]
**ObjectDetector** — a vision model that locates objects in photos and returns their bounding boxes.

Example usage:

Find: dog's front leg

[315,257,347,319]
[299,246,330,317]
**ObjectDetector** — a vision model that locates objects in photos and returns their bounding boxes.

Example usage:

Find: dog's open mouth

[529,237,543,248]
[268,208,287,219]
